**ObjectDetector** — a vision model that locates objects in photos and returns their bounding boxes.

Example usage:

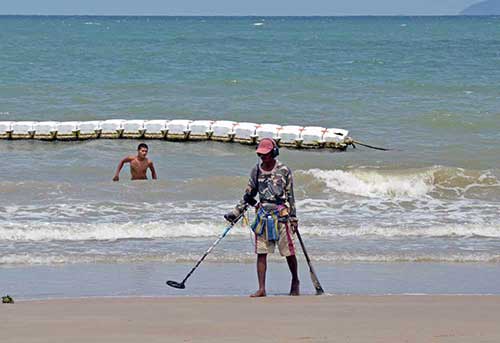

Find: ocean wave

[300,166,500,200]
[313,253,500,263]
[0,221,251,241]
[0,200,230,223]
[302,168,433,198]
[2,252,500,266]
[1,167,497,203]
[307,224,500,238]
[0,252,257,266]
[1,221,499,242]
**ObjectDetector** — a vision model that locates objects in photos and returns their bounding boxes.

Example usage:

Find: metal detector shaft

[295,228,324,295]
[177,207,248,286]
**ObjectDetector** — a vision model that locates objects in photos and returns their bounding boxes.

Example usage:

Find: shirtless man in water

[113,143,157,181]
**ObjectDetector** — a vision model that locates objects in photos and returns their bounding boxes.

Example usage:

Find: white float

[255,124,281,142]
[324,128,349,148]
[278,125,304,147]
[300,126,327,148]
[211,121,237,142]
[122,120,146,139]
[1,119,352,150]
[234,122,259,144]
[11,121,36,139]
[32,121,58,140]
[166,119,191,140]
[144,120,168,139]
[0,121,13,139]
[189,120,213,140]
[78,121,101,139]
[100,119,125,139]
[56,121,79,140]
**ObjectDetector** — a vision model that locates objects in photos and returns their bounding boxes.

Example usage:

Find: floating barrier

[34,121,58,140]
[0,119,353,149]
[256,124,281,141]
[278,125,304,147]
[166,119,191,140]
[301,126,327,148]
[122,120,146,139]
[100,119,125,139]
[211,121,237,142]
[78,121,101,140]
[234,122,258,144]
[189,120,213,140]
[143,120,168,139]
[0,121,12,139]
[11,121,36,139]
[56,121,80,140]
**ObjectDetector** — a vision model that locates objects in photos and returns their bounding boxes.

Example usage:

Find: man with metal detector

[224,138,300,297]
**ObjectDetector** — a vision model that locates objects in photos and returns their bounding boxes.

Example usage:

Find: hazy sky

[0,0,481,16]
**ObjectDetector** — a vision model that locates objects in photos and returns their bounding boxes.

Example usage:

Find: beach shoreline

[2,295,500,342]
[3,261,500,300]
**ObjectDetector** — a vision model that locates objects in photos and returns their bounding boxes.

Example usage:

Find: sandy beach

[2,295,500,343]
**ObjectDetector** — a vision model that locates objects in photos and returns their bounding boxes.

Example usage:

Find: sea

[1,16,499,299]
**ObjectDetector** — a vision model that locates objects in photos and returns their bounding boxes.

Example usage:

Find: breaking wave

[2,252,500,266]
[301,166,500,200]
[0,221,249,242]
[1,221,500,242]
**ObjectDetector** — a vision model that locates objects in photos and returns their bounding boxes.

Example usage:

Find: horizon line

[1,14,489,17]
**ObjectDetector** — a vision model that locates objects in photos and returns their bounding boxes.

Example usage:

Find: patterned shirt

[237,160,297,220]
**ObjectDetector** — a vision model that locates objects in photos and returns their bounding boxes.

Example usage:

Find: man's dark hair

[137,143,149,151]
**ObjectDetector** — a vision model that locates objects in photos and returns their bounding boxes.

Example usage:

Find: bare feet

[250,289,267,297]
[289,281,300,296]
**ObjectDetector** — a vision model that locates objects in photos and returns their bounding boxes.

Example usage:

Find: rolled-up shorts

[255,221,296,256]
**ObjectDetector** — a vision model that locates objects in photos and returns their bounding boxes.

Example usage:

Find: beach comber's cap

[256,139,275,154]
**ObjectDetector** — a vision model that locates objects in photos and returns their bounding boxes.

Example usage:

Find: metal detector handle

[179,206,248,285]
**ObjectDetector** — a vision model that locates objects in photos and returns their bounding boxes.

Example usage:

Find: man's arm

[237,166,259,210]
[149,161,158,180]
[113,156,133,181]
[225,166,258,222]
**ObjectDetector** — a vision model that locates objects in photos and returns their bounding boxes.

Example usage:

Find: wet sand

[2,295,500,342]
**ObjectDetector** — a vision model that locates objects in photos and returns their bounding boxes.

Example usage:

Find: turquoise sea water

[1,16,499,297]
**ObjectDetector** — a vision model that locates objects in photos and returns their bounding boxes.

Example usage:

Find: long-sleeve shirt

[236,161,297,220]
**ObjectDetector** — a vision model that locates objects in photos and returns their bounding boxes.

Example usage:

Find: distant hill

[461,0,500,15]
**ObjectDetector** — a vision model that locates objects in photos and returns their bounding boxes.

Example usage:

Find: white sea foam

[301,167,500,200]
[303,168,434,199]
[0,221,249,242]
[1,221,499,242]
[313,253,500,263]
[0,252,259,266]
[303,224,500,238]
[2,251,499,266]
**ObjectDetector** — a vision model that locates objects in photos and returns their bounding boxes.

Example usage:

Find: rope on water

[344,137,392,151]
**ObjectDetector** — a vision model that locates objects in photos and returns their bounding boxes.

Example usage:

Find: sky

[0,0,481,16]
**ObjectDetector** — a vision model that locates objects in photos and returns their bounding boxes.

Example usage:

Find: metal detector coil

[166,280,186,289]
